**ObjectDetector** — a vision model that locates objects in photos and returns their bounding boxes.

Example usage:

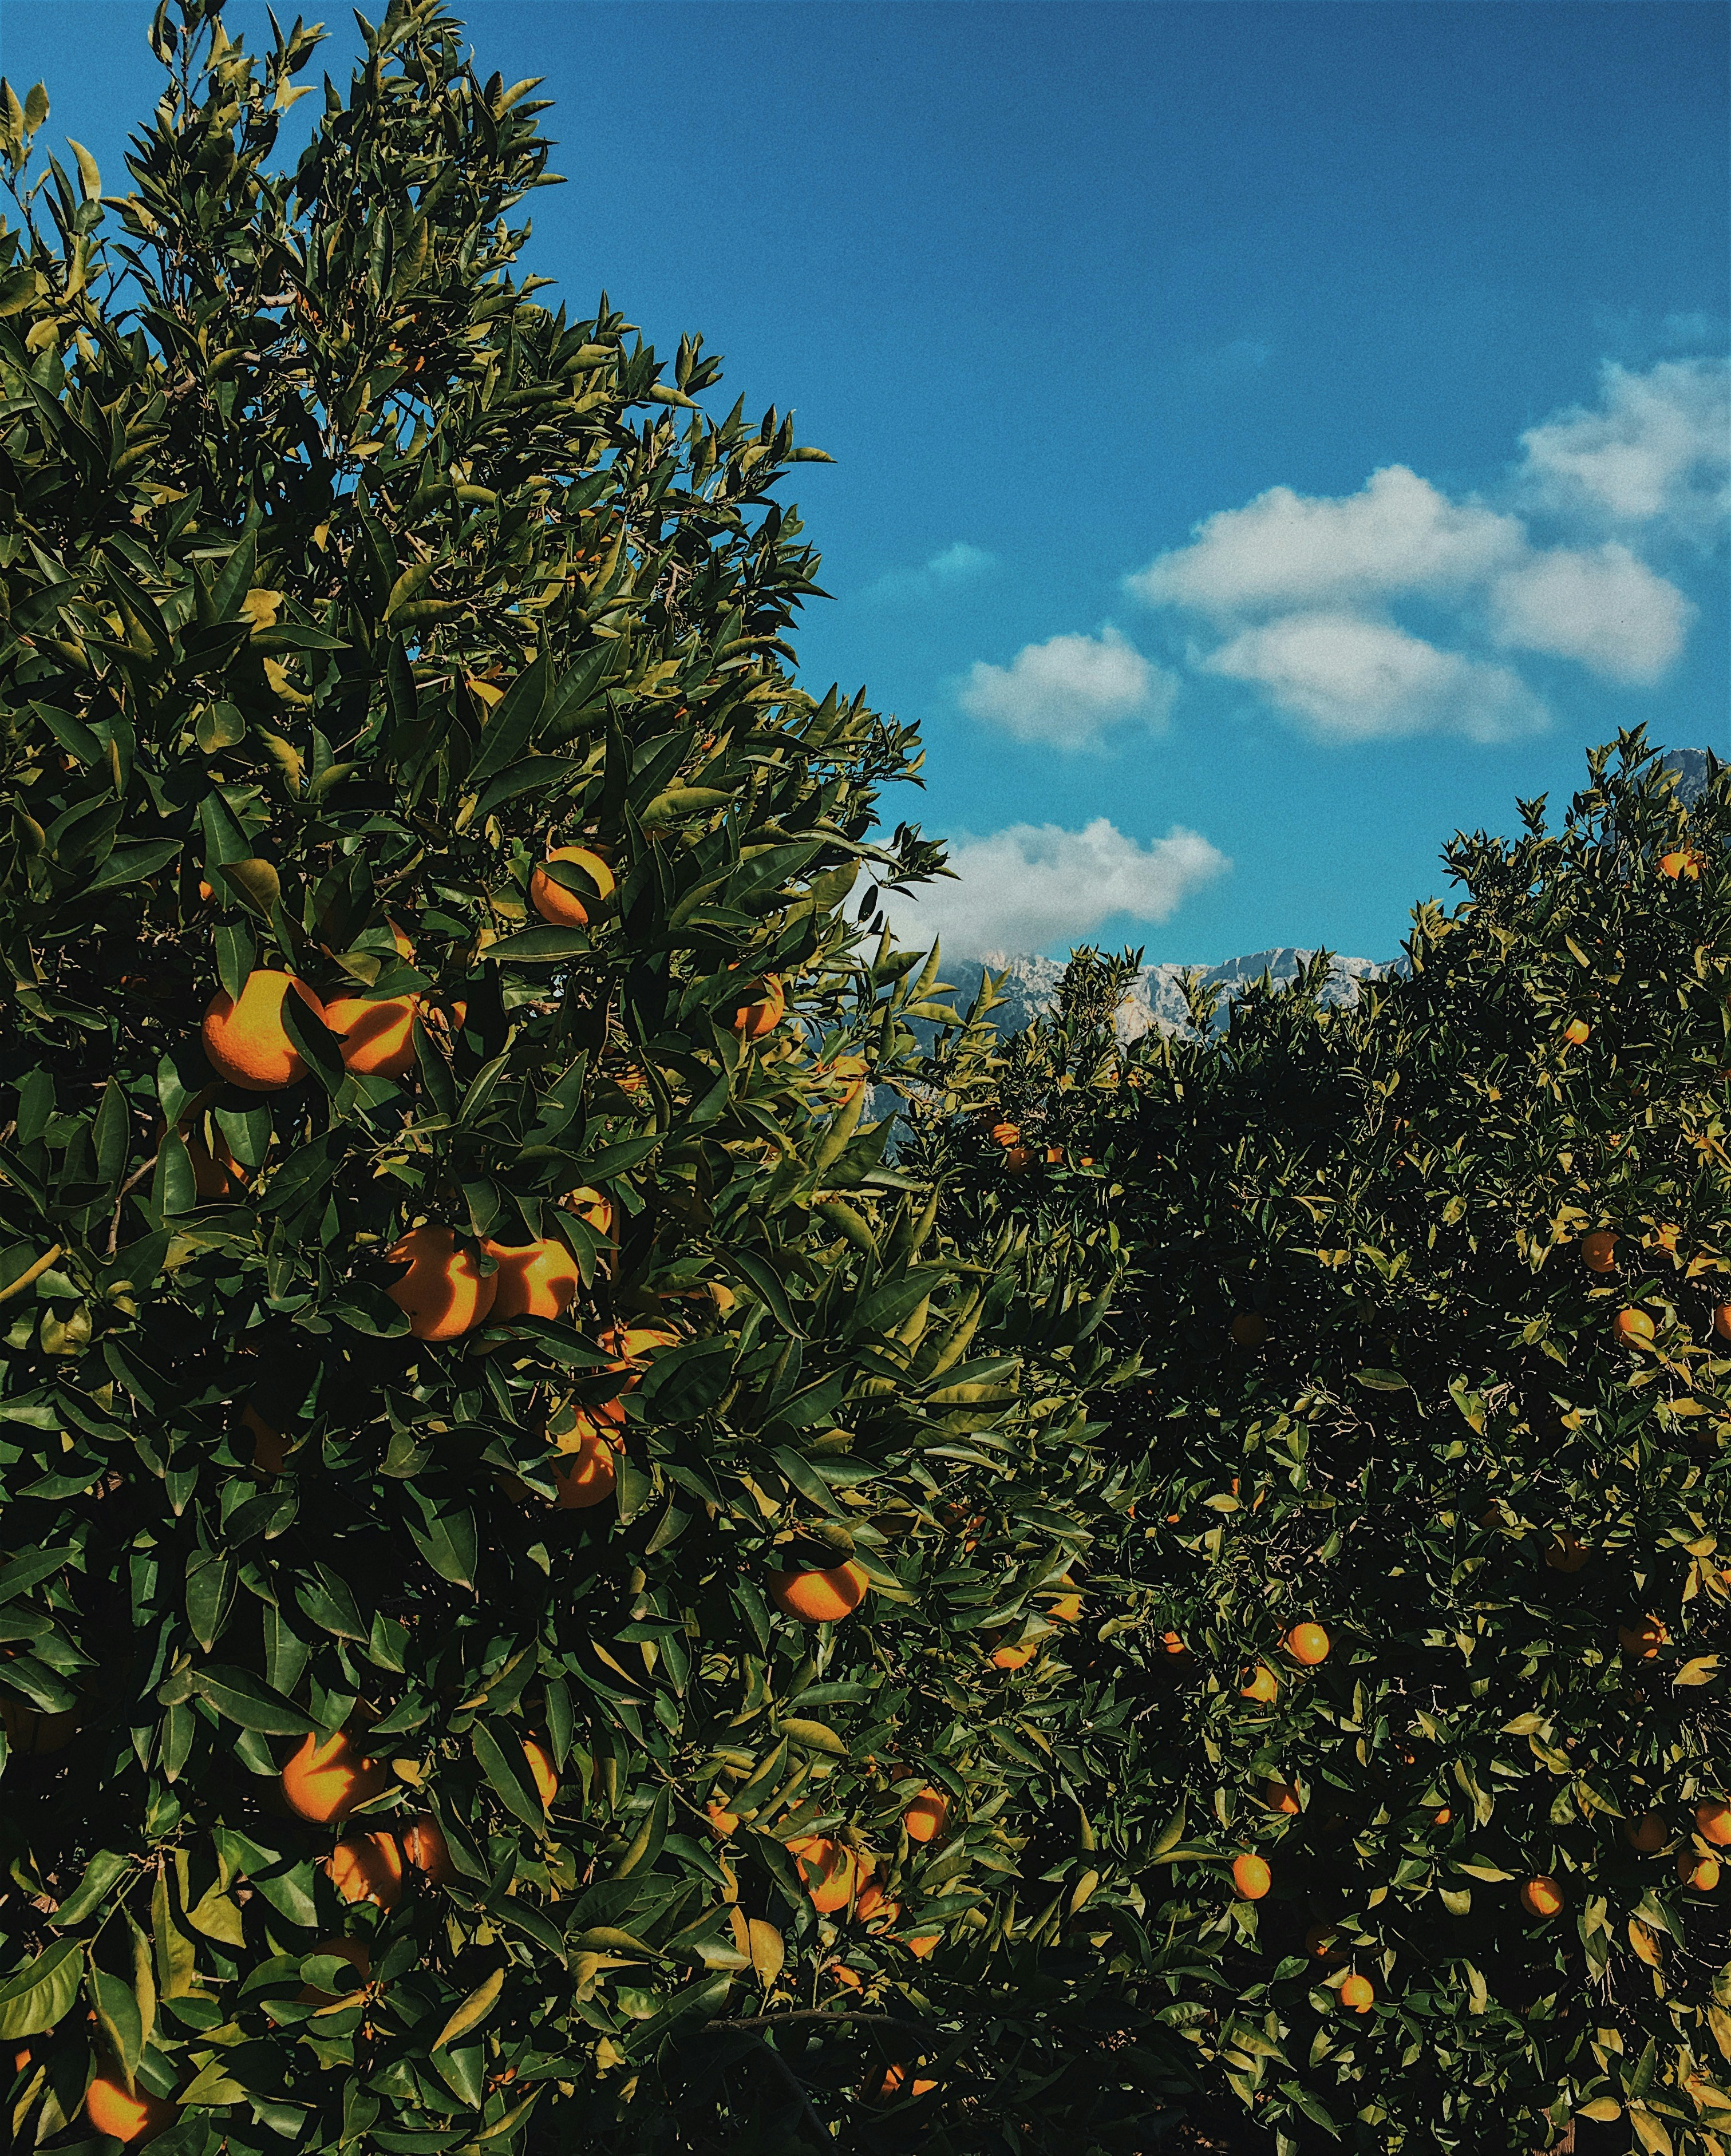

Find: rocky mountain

[927,946,1389,1046]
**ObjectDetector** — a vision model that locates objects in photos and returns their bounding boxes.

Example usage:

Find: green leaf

[480,925,591,963]
[90,1965,144,2085]
[1354,1368,1409,1392]
[189,1665,314,1736]
[0,1940,82,2040]
[432,1964,504,2052]
[471,1721,546,1832]
[53,1849,133,1927]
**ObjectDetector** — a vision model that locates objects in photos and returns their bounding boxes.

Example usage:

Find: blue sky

[3,0,1726,964]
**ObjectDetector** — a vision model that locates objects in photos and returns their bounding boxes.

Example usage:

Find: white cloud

[1128,465,1526,620]
[1203,612,1549,745]
[884,817,1228,957]
[856,541,997,604]
[1488,543,1694,686]
[1516,357,1730,540]
[957,626,1176,750]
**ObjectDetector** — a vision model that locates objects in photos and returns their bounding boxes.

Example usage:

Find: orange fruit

[84,2073,176,2144]
[705,1799,739,1840]
[1681,1850,1721,1892]
[1714,1305,1731,1342]
[1240,1664,1279,1703]
[402,1814,456,1886]
[523,1738,558,1809]
[855,1881,899,1930]
[991,1121,1022,1148]
[549,1415,622,1510]
[562,1186,616,1241]
[1660,849,1698,880]
[385,1225,497,1341]
[767,1561,870,1623]
[789,1835,858,1913]
[529,846,614,928]
[990,1638,1038,1670]
[1263,1779,1301,1816]
[1339,1973,1374,2013]
[322,994,417,1079]
[1614,1308,1655,1346]
[1043,1593,1083,1623]
[485,1237,582,1322]
[831,1963,864,1991]
[1581,1230,1618,1273]
[1623,1811,1668,1853]
[1563,1018,1590,1046]
[297,1937,370,2006]
[1619,1616,1668,1659]
[1433,1807,1452,1827]
[243,1402,287,1473]
[1161,1631,1193,1664]
[1520,1874,1564,1918]
[201,970,325,1091]
[905,1930,939,1959]
[1696,1801,1731,1847]
[866,2062,938,2101]
[325,1831,403,1908]
[901,1789,951,1843]
[729,976,785,1039]
[1230,1312,1267,1348]
[1045,1145,1064,1164]
[1286,1621,1331,1666]
[281,1730,387,1824]
[1655,1222,1680,1252]
[1544,1533,1589,1572]
[1231,1853,1271,1901]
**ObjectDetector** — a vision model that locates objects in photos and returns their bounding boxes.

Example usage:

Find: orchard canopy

[0,7,1729,2156]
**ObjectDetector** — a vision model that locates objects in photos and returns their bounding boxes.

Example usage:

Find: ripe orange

[529,846,614,928]
[1043,1592,1083,1622]
[1696,1801,1731,1847]
[705,1799,739,1840]
[1161,1631,1193,1666]
[323,994,419,1079]
[485,1237,582,1322]
[1433,1807,1452,1827]
[562,1186,617,1241]
[1655,1222,1680,1252]
[385,1225,497,1340]
[1339,1974,1375,2013]
[1230,1311,1267,1348]
[1715,1306,1731,1342]
[1045,1145,1064,1165]
[1614,1308,1655,1347]
[242,1402,287,1474]
[1619,1616,1668,1659]
[325,1833,403,1908]
[1623,1811,1668,1853]
[905,1931,939,1959]
[990,1637,1038,1670]
[902,1789,951,1843]
[281,1730,387,1824]
[1240,1664,1279,1703]
[1659,848,1700,880]
[1286,1621,1331,1666]
[831,1963,864,1991]
[730,976,785,1039]
[402,1814,456,1886]
[1544,1533,1590,1572]
[866,2062,938,2101]
[523,1739,558,1808]
[1581,1229,1618,1273]
[1263,1779,1301,1816]
[991,1121,1022,1148]
[297,1937,370,2006]
[855,1881,899,1930]
[548,1415,622,1510]
[766,1561,870,1623]
[789,1835,859,1914]
[1520,1874,1564,1918]
[1231,1853,1271,1901]
[202,970,325,1091]
[84,2073,176,2144]
[1680,1851,1721,1892]
[1563,1018,1590,1046]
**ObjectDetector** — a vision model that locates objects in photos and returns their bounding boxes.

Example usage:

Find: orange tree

[909,740,1731,2154]
[0,7,1186,2152]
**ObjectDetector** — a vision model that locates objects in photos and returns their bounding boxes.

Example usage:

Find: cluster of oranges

[1578,1224,1731,1348]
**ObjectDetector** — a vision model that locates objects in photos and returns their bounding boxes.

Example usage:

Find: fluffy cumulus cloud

[1488,543,1694,686]
[957,626,1177,750]
[883,818,1228,958]
[1516,358,1730,540]
[1124,357,1724,744]
[1203,613,1547,743]
[1129,465,1525,620]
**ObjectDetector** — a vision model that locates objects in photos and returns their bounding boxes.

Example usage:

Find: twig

[725,2008,934,2036]
[0,1245,62,1305]
[106,1153,160,1257]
